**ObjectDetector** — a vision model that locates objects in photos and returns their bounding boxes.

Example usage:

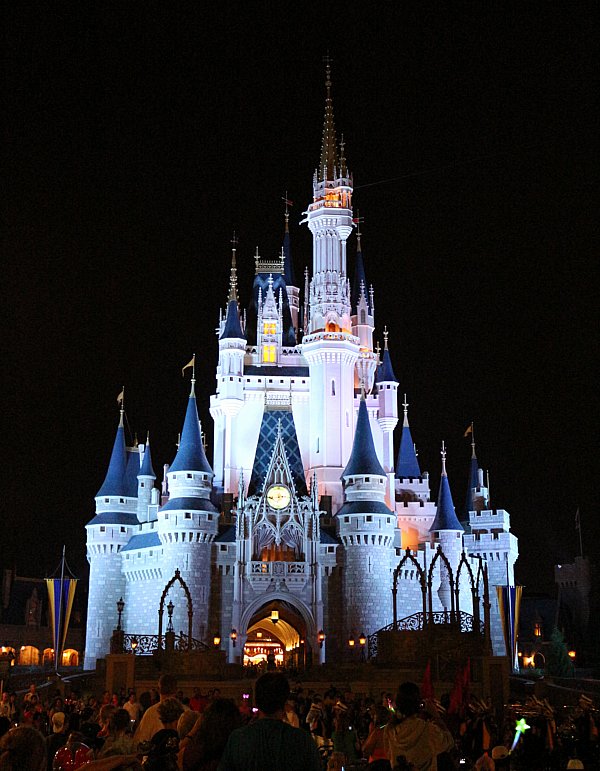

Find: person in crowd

[48,697,65,723]
[123,693,142,726]
[331,701,359,765]
[23,694,44,730]
[96,709,135,758]
[45,712,69,771]
[384,682,454,771]
[140,698,184,771]
[6,695,18,725]
[218,672,321,770]
[180,698,241,771]
[188,688,208,714]
[177,709,200,742]
[134,674,181,745]
[23,683,38,707]
[362,704,391,768]
[0,725,47,771]
[0,695,10,721]
[284,699,300,728]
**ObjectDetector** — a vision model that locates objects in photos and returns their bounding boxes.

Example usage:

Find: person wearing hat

[566,760,585,769]
[46,711,69,771]
[491,745,511,769]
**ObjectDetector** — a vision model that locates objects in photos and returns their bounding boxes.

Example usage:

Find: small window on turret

[100,526,106,532]
[120,527,126,533]
[119,498,124,503]
[365,477,370,483]
[366,516,373,523]
[104,498,109,503]
[207,514,213,521]
[185,513,192,519]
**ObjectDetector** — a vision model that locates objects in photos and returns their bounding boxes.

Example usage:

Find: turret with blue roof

[96,409,127,498]
[169,378,213,476]
[123,446,141,498]
[395,395,422,480]
[429,442,464,533]
[220,238,246,341]
[343,396,386,479]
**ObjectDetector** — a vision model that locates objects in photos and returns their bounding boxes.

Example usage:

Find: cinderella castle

[84,67,519,669]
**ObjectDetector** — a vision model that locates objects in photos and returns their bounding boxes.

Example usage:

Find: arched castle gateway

[84,66,518,669]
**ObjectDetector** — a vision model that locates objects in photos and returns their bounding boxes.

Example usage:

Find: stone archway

[158,569,193,648]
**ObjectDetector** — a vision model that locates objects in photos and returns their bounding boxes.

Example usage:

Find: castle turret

[338,398,395,638]
[85,409,138,668]
[150,379,219,642]
[429,442,464,613]
[463,425,489,527]
[137,433,158,522]
[301,63,359,509]
[376,329,399,506]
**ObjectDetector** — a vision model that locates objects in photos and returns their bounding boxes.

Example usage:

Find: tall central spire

[319,56,338,182]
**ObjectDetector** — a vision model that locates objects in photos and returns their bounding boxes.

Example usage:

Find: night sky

[5,5,597,596]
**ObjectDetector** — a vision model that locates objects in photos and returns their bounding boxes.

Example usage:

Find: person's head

[187,699,242,760]
[395,682,421,718]
[108,709,131,735]
[255,673,290,716]
[0,726,47,771]
[28,695,38,706]
[28,684,36,695]
[52,712,66,734]
[157,697,184,729]
[158,674,177,698]
[110,693,119,707]
[98,704,116,728]
[0,694,7,703]
[128,692,136,703]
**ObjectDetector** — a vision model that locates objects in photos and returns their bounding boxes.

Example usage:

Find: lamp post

[131,637,138,655]
[270,610,279,624]
[318,630,325,649]
[230,629,237,647]
[116,598,125,631]
[359,632,366,662]
[213,635,221,648]
[166,600,174,633]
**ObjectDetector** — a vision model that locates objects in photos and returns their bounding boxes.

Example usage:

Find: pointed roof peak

[228,231,239,303]
[343,399,386,478]
[220,298,245,340]
[169,389,213,475]
[96,415,127,497]
[395,397,421,479]
[139,431,156,479]
[403,394,409,426]
[319,54,339,182]
[377,331,398,383]
[430,447,463,532]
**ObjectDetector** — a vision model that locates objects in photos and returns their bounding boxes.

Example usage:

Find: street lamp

[116,598,125,631]
[230,629,237,647]
[213,635,221,647]
[359,632,366,661]
[348,637,355,648]
[131,637,138,655]
[270,610,279,624]
[166,600,174,633]
[318,630,325,649]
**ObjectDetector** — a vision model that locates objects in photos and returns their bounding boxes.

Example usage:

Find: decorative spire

[170,387,213,474]
[139,431,156,479]
[351,217,368,311]
[281,196,296,286]
[319,54,339,182]
[96,413,127,497]
[430,442,464,532]
[395,394,421,479]
[464,424,480,517]
[228,231,238,303]
[181,354,196,396]
[342,397,386,478]
[376,327,398,383]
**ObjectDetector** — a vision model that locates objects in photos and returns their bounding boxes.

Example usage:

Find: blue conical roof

[96,420,127,497]
[139,438,156,479]
[170,391,213,474]
[220,299,245,340]
[123,449,140,497]
[377,348,398,383]
[351,246,367,311]
[283,227,296,286]
[395,423,421,479]
[343,399,386,478]
[430,471,464,532]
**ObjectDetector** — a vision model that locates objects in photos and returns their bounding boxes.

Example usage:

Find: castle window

[327,546,334,553]
[104,498,109,503]
[534,622,543,637]
[187,473,192,479]
[365,477,370,483]
[263,321,276,335]
[366,516,373,523]
[185,513,192,519]
[207,514,213,521]
[331,380,335,396]
[230,376,233,381]
[120,527,126,533]
[263,345,276,363]
[360,310,366,324]
[220,544,227,551]
[100,526,105,532]
[119,498,124,503]
[493,532,499,540]
[149,550,153,556]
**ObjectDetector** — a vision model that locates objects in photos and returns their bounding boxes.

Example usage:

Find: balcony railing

[249,561,307,576]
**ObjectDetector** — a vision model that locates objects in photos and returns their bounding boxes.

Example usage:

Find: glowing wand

[511,717,530,751]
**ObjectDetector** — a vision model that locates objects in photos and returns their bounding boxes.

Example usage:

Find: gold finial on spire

[282,192,293,231]
[228,231,239,303]
[133,432,139,447]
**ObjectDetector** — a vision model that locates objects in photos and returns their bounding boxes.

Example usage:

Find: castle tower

[351,225,377,392]
[282,203,300,337]
[154,377,219,641]
[85,409,138,668]
[463,426,489,527]
[212,245,247,493]
[338,398,395,637]
[429,443,464,613]
[376,329,399,506]
[301,63,359,508]
[394,396,437,549]
[137,433,158,522]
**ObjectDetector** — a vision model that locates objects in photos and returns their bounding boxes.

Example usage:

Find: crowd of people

[0,675,597,770]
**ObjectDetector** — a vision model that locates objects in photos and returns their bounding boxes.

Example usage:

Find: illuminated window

[263,322,276,335]
[263,345,276,363]
[534,622,543,638]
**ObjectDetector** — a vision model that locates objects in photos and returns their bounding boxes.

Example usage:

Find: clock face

[267,485,291,510]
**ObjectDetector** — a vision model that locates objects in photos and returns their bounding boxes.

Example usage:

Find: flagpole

[55,545,66,675]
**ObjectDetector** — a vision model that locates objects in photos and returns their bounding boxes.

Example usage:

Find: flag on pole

[46,577,77,670]
[496,585,522,672]
[116,388,124,405]
[464,423,473,437]
[181,355,195,377]
[575,508,580,531]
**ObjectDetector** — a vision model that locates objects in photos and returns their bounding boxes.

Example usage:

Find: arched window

[62,649,79,667]
[18,645,40,666]
[331,380,336,396]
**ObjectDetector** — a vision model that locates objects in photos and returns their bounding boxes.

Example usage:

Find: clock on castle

[84,64,518,669]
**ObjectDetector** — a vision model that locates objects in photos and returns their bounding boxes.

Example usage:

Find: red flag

[448,659,470,716]
[421,660,434,699]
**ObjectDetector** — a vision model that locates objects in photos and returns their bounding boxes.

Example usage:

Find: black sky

[4,5,597,594]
